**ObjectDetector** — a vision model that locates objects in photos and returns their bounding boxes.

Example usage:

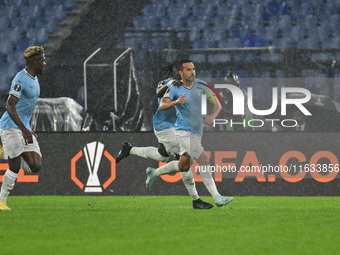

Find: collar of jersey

[24,68,36,80]
[182,83,194,90]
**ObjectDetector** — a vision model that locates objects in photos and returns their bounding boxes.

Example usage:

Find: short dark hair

[23,46,44,60]
[178,59,193,71]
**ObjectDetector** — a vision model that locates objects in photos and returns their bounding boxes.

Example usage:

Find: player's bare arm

[6,95,34,143]
[159,93,187,111]
[203,96,222,125]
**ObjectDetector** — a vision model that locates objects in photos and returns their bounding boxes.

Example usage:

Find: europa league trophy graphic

[84,141,104,192]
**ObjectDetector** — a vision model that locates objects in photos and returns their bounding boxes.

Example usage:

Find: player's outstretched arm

[203,96,222,125]
[159,94,187,111]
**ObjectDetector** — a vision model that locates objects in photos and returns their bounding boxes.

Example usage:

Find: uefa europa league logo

[83,141,104,192]
[71,141,116,192]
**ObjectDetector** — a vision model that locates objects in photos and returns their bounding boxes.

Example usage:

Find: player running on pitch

[0,46,46,210]
[116,61,214,209]
[145,60,233,207]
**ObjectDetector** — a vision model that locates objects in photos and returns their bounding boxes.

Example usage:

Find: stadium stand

[1,0,340,131]
[124,0,340,51]
[1,0,339,84]
[0,0,79,92]
[120,0,340,106]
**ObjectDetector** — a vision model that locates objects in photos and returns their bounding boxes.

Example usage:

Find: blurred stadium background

[1,4,340,253]
[1,0,340,131]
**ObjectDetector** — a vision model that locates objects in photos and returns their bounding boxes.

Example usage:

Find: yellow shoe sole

[0,202,11,210]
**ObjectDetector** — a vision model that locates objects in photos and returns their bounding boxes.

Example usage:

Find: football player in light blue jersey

[116,62,214,209]
[0,46,46,210]
[146,60,233,207]
[0,66,40,131]
[163,77,212,135]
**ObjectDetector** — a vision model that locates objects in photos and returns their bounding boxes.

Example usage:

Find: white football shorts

[154,127,180,156]
[0,128,42,159]
[175,130,204,159]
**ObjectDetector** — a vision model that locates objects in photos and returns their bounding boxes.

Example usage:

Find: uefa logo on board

[71,141,116,192]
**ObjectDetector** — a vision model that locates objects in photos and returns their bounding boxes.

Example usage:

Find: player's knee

[179,162,190,172]
[31,163,42,173]
[178,155,191,172]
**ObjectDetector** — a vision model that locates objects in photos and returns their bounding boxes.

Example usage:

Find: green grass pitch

[1,196,339,255]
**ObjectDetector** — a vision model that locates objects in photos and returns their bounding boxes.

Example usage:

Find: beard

[187,75,195,83]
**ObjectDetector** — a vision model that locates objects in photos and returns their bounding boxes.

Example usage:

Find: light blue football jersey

[163,78,212,135]
[153,78,177,131]
[0,69,40,131]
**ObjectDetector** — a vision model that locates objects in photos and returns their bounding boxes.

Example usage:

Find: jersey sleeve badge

[10,84,22,98]
[14,84,21,91]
